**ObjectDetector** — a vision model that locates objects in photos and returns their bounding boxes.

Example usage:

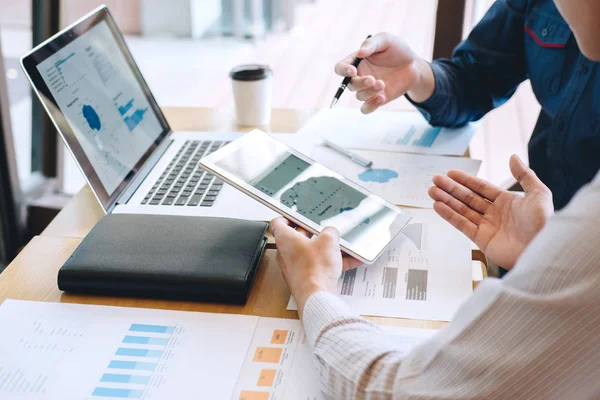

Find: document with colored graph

[0,300,258,399]
[232,318,436,400]
[299,108,477,156]
[311,145,481,208]
[0,300,437,400]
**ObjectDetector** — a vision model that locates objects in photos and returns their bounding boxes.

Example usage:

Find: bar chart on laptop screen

[35,19,162,195]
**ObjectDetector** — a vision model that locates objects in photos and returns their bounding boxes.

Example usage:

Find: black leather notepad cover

[58,214,268,304]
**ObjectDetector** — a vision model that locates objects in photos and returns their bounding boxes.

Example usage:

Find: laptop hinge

[109,137,174,212]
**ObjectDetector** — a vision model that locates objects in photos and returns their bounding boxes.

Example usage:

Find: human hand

[428,155,554,270]
[269,217,363,317]
[334,32,435,114]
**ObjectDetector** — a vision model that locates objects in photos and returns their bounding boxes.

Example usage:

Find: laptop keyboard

[141,140,230,207]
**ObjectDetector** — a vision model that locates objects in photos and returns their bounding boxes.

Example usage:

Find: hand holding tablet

[200,130,411,264]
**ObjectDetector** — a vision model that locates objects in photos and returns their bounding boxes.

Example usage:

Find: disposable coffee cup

[230,64,273,126]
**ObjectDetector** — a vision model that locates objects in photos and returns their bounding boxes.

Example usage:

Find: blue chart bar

[92,388,144,399]
[116,348,164,358]
[395,125,416,145]
[124,108,148,132]
[129,324,175,334]
[55,52,75,70]
[123,336,169,346]
[101,374,151,385]
[118,99,134,116]
[108,361,157,371]
[414,127,442,148]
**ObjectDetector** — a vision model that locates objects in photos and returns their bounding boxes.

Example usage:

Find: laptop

[20,5,276,221]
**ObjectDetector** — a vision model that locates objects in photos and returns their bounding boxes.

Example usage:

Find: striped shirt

[302,172,600,399]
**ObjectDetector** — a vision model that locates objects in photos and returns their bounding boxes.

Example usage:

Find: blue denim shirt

[409,0,599,210]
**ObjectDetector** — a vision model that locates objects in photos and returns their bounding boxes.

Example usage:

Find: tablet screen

[209,132,411,262]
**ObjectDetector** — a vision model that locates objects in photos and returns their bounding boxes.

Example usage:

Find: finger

[342,254,363,272]
[433,202,478,242]
[295,226,312,238]
[334,52,359,77]
[509,154,545,194]
[356,80,385,101]
[431,174,491,214]
[428,186,483,225]
[446,169,503,202]
[361,94,386,114]
[356,32,392,58]
[347,75,376,92]
[319,226,341,244]
[269,217,298,241]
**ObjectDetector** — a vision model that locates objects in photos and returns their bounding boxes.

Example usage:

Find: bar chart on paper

[299,108,477,156]
[0,301,440,400]
[232,319,438,400]
[232,318,323,400]
[385,125,442,148]
[0,301,258,400]
[91,324,176,399]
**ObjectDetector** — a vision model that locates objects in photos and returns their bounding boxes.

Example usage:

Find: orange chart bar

[253,347,283,363]
[257,369,277,387]
[239,390,270,400]
[270,330,289,345]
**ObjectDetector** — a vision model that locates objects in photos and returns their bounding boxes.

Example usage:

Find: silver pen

[322,139,373,168]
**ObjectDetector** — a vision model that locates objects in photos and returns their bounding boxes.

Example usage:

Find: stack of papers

[0,300,437,399]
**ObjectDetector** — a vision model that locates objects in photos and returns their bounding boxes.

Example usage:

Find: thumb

[509,155,544,193]
[319,226,341,245]
[269,217,292,240]
[356,33,391,59]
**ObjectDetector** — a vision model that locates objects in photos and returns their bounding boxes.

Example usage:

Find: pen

[330,34,372,108]
[323,139,373,168]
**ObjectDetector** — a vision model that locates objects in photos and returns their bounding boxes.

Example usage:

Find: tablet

[200,130,411,264]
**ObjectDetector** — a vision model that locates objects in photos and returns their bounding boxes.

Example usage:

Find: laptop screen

[21,7,170,211]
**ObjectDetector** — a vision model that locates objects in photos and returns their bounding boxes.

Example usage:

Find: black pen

[330,34,372,108]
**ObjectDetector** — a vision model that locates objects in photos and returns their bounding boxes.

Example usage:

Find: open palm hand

[428,155,554,270]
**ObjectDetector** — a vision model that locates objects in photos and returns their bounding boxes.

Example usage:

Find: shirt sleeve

[302,171,600,400]
[408,0,529,127]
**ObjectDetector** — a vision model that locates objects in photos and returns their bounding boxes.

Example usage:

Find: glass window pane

[0,0,33,186]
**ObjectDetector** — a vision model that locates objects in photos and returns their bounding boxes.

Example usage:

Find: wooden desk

[0,235,444,329]
[3,107,466,331]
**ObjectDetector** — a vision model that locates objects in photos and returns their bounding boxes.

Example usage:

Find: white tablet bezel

[200,130,411,264]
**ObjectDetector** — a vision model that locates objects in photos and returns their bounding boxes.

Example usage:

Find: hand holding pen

[330,35,372,108]
[332,33,435,114]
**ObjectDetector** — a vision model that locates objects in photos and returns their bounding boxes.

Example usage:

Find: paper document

[288,209,474,321]
[311,145,481,208]
[271,132,323,156]
[0,300,258,399]
[300,108,476,156]
[0,300,437,400]
[231,318,436,400]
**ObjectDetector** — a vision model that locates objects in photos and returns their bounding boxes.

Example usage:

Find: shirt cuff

[302,291,364,347]
[405,61,450,122]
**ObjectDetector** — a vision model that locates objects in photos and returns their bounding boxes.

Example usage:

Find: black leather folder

[58,214,268,304]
